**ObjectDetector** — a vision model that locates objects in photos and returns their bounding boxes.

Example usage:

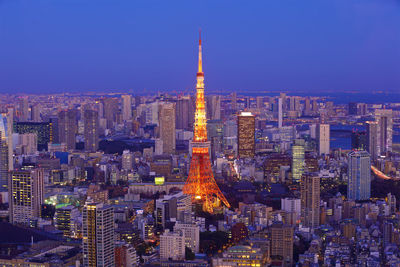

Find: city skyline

[1,0,400,94]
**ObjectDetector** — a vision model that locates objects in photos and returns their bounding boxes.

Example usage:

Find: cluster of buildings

[0,40,399,267]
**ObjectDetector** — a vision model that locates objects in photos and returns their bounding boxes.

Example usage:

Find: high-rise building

[351,131,367,150]
[9,168,44,225]
[292,139,305,182]
[237,112,255,159]
[31,104,41,122]
[115,242,139,267]
[122,150,133,171]
[0,112,12,190]
[207,120,224,161]
[206,95,221,120]
[84,109,99,152]
[231,92,237,112]
[159,229,185,261]
[317,124,330,155]
[54,205,79,237]
[14,122,52,151]
[18,133,37,154]
[176,96,191,130]
[347,150,371,201]
[174,222,200,253]
[256,96,264,109]
[101,98,119,129]
[58,109,78,150]
[82,202,115,267]
[183,33,230,213]
[304,97,311,116]
[121,95,132,121]
[366,121,378,159]
[375,109,393,155]
[159,102,176,154]
[270,222,294,266]
[17,96,29,121]
[278,98,283,128]
[301,173,320,228]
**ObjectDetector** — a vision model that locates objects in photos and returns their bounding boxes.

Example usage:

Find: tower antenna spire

[198,29,203,74]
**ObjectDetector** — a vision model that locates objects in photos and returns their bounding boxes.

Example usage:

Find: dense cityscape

[0,32,399,267]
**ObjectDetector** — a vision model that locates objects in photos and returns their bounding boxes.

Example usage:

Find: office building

[9,168,44,225]
[122,150,133,171]
[207,120,224,160]
[54,205,79,237]
[317,124,330,155]
[0,113,12,190]
[84,109,99,152]
[58,109,78,150]
[366,121,378,159]
[212,245,266,267]
[121,95,132,121]
[14,122,52,151]
[82,202,115,267]
[347,150,371,201]
[159,102,176,154]
[174,222,200,253]
[351,131,367,150]
[30,104,41,122]
[270,222,294,266]
[159,229,185,261]
[292,139,305,182]
[301,173,320,228]
[278,97,283,128]
[375,109,393,155]
[237,112,255,158]
[176,96,191,130]
[206,95,221,120]
[18,133,38,155]
[231,92,237,111]
[101,97,119,129]
[17,96,29,121]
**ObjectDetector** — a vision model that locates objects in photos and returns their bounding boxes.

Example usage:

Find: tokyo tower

[183,32,230,213]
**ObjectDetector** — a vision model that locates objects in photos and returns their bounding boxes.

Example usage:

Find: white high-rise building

[347,150,371,201]
[122,95,132,121]
[82,202,115,267]
[317,124,330,155]
[278,97,283,128]
[174,222,200,253]
[160,229,185,260]
[0,112,12,190]
[122,150,133,171]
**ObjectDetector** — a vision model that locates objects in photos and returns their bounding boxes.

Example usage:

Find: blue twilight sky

[0,0,400,94]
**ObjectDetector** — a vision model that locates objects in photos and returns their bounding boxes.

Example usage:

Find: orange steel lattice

[183,32,230,213]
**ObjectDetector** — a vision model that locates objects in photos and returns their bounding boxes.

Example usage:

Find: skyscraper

[17,96,29,121]
[159,102,176,154]
[237,112,255,159]
[206,95,221,120]
[14,121,52,151]
[347,150,371,201]
[84,109,99,152]
[101,97,119,129]
[58,109,78,150]
[292,139,305,182]
[270,222,294,266]
[231,92,237,112]
[82,202,115,267]
[9,168,44,225]
[278,97,283,128]
[317,124,330,155]
[366,121,378,159]
[375,109,393,155]
[121,95,132,121]
[31,104,41,122]
[176,96,190,130]
[183,33,230,213]
[0,113,12,190]
[301,173,320,228]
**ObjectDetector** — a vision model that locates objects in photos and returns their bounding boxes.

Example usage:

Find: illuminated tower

[183,32,230,213]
